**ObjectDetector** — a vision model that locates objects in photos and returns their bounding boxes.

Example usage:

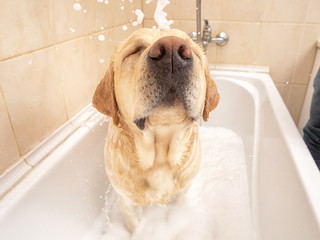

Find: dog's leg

[118,196,140,232]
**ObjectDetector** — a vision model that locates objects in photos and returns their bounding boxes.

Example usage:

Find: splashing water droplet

[122,25,128,31]
[73,2,82,11]
[105,0,109,4]
[83,9,87,13]
[98,34,105,41]
[154,0,174,30]
[135,9,144,24]
[121,6,124,10]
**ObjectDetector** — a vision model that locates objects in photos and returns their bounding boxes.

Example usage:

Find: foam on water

[82,127,255,240]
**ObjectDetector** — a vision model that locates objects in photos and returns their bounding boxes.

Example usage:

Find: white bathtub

[0,68,320,240]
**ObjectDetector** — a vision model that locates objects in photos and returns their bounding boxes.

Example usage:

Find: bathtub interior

[0,70,319,240]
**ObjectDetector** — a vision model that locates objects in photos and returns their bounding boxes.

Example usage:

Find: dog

[92,28,219,231]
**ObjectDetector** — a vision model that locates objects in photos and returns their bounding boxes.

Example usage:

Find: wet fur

[92,28,219,231]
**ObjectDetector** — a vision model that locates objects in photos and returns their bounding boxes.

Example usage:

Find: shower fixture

[189,0,229,51]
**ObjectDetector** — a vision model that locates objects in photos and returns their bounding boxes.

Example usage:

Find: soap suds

[81,127,255,240]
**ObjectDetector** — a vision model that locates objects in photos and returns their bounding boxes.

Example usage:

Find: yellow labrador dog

[92,28,219,231]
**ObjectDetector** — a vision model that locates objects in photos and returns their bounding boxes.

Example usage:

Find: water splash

[98,34,105,41]
[154,0,174,30]
[135,9,144,24]
[73,2,82,11]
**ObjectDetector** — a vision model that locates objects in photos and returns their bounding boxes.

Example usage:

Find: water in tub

[80,1,253,239]
[80,127,253,240]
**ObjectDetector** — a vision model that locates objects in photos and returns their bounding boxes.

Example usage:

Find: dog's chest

[105,123,200,205]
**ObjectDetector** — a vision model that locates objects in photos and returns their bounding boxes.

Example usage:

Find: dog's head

[93,28,219,130]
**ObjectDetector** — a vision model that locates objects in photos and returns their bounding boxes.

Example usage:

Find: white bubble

[28,59,33,65]
[89,36,93,39]
[132,21,138,27]
[98,34,105,41]
[97,0,103,2]
[121,6,124,10]
[70,28,76,32]
[100,26,104,30]
[73,3,82,11]
[99,59,105,63]
[146,0,153,4]
[122,25,128,31]
[104,0,109,4]
[83,9,87,13]
[135,9,144,24]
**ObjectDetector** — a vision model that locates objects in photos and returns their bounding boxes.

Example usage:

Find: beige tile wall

[143,0,320,124]
[0,0,142,174]
[1,0,319,174]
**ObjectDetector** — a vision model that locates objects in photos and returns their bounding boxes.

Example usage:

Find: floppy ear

[202,67,220,121]
[92,60,120,126]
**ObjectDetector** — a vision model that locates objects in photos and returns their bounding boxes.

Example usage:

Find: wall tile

[216,22,260,65]
[276,83,290,103]
[292,25,320,85]
[0,0,142,61]
[287,84,308,124]
[262,0,310,23]
[200,0,221,21]
[306,0,320,24]
[221,0,265,22]
[256,23,304,84]
[0,48,67,155]
[0,89,20,174]
[0,0,53,60]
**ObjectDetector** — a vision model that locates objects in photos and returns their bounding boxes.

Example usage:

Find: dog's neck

[133,118,197,171]
[106,117,200,205]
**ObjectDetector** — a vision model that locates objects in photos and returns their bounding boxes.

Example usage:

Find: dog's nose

[148,36,192,71]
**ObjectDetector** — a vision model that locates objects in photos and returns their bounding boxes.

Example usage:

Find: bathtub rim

[210,68,320,232]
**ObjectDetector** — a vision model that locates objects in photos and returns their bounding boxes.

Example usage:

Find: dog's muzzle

[134,36,195,130]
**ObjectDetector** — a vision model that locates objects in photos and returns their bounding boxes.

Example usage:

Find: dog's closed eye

[124,46,145,60]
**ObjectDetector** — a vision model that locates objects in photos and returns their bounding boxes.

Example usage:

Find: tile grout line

[0,23,132,63]
[0,86,22,157]
[287,0,313,104]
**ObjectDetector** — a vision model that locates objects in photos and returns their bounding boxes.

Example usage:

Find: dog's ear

[203,66,220,121]
[92,60,120,126]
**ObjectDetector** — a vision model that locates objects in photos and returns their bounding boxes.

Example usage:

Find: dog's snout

[148,36,192,70]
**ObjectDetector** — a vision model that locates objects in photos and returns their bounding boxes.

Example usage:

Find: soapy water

[81,127,255,240]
